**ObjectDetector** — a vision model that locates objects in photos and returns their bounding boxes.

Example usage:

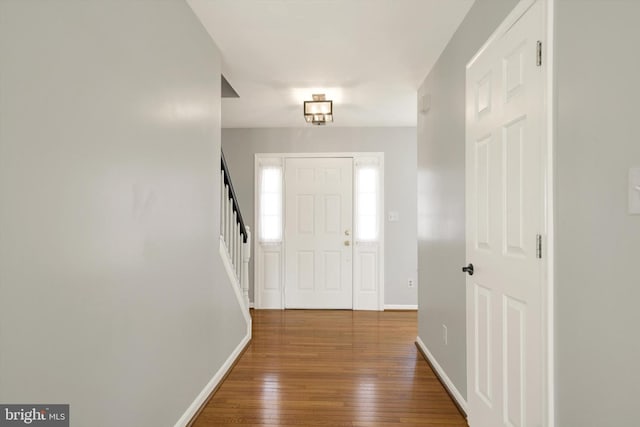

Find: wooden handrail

[221,150,248,243]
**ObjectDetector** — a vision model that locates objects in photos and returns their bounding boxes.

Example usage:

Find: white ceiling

[187,0,474,128]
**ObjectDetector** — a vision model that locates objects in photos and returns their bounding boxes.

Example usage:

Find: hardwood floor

[193,310,467,426]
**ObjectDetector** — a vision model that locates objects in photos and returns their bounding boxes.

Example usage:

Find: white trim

[249,302,255,309]
[384,304,418,310]
[173,332,250,427]
[219,238,252,334]
[253,152,385,311]
[416,336,468,414]
[256,152,374,159]
[544,1,556,426]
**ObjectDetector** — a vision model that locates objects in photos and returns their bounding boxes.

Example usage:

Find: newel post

[242,226,251,309]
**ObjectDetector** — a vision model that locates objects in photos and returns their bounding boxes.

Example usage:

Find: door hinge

[536,234,543,259]
[536,41,543,67]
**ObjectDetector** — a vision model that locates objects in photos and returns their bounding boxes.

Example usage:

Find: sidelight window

[355,163,380,242]
[258,165,283,242]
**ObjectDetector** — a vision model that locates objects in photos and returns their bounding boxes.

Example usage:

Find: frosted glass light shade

[303,94,333,125]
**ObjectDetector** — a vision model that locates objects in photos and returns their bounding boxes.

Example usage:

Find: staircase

[220,150,251,313]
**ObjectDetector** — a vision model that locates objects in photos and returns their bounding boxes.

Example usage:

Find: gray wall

[417,0,640,421]
[222,127,418,306]
[416,0,518,400]
[0,2,246,426]
[555,1,640,425]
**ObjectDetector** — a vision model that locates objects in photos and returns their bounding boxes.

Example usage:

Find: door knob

[344,240,351,246]
[462,263,474,276]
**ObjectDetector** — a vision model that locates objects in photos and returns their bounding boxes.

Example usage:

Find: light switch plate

[629,168,640,214]
[387,211,400,222]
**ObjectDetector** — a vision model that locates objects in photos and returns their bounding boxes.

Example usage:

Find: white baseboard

[173,240,254,426]
[249,302,255,308]
[384,304,418,310]
[415,336,468,414]
[173,332,250,427]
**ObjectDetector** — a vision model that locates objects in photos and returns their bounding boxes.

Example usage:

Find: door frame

[253,152,385,311]
[465,0,555,425]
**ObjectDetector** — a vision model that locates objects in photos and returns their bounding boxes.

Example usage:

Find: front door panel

[285,158,353,309]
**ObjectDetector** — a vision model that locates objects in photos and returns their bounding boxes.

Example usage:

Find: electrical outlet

[408,278,414,288]
[442,325,448,345]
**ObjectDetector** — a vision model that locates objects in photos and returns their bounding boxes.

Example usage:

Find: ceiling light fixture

[303,94,333,125]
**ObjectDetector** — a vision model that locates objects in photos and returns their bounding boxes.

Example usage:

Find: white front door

[465,1,545,426]
[284,157,353,309]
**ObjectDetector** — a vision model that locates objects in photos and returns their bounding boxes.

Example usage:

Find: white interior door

[284,157,353,309]
[465,1,545,426]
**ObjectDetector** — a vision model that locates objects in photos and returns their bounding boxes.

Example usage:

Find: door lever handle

[462,263,474,276]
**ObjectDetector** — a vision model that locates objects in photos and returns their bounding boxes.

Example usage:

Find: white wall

[222,127,418,307]
[0,2,247,426]
[555,1,640,425]
[416,0,518,400]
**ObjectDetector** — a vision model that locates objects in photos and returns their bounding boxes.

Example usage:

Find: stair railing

[220,150,250,309]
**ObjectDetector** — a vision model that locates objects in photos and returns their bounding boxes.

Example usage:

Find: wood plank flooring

[193,310,467,426]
